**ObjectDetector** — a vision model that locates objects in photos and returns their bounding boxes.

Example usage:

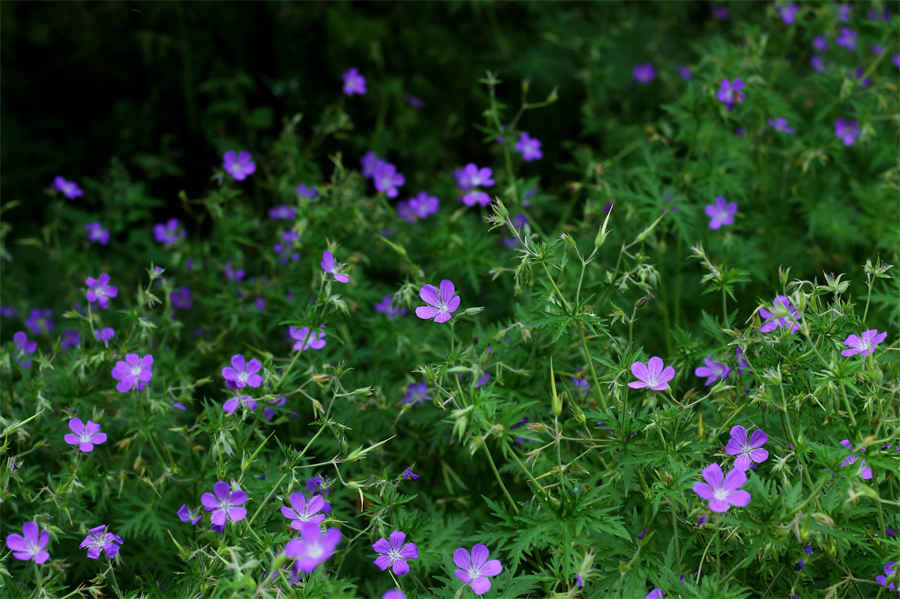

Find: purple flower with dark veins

[717,79,745,110]
[201,481,248,527]
[6,521,50,563]
[223,150,256,181]
[54,176,83,199]
[725,425,769,470]
[373,530,419,575]
[834,118,860,146]
[85,222,110,245]
[694,355,731,386]
[692,463,751,512]
[64,418,108,452]
[79,525,122,559]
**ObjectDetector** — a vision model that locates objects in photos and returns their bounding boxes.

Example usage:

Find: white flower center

[307,543,323,559]
[130,366,142,377]
[713,488,729,501]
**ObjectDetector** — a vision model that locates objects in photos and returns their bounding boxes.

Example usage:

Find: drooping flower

[735,347,749,374]
[64,418,108,452]
[692,463,751,512]
[26,308,54,335]
[221,354,263,389]
[373,162,405,198]
[222,395,257,414]
[415,279,460,323]
[725,425,769,470]
[177,504,202,525]
[153,218,186,245]
[716,78,745,110]
[633,63,656,84]
[269,204,297,220]
[296,184,319,199]
[79,525,123,559]
[373,530,419,575]
[768,117,794,134]
[13,331,37,368]
[694,355,731,386]
[453,544,503,595]
[281,493,330,528]
[759,295,801,333]
[201,481,248,526]
[289,326,327,351]
[375,294,406,318]
[321,250,350,283]
[223,150,256,181]
[6,521,50,563]
[111,353,154,392]
[53,176,83,199]
[836,28,857,50]
[284,521,342,574]
[85,222,110,245]
[94,327,115,348]
[704,196,737,229]
[515,132,543,160]
[628,357,675,390]
[85,273,118,309]
[403,382,429,405]
[342,68,366,95]
[842,329,887,357]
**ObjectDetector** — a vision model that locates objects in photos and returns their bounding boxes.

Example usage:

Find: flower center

[307,543,324,559]
[713,488,729,501]
[238,372,248,383]
[130,366,142,377]
[388,548,402,561]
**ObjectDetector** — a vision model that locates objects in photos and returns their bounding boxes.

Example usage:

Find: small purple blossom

[85,273,118,309]
[223,395,257,414]
[26,308,54,335]
[373,162,405,197]
[403,466,419,480]
[153,218,185,245]
[6,521,50,563]
[111,353,154,392]
[269,204,297,220]
[725,425,769,470]
[735,347,749,375]
[837,28,857,50]
[871,44,884,55]
[171,286,192,310]
[224,261,245,283]
[572,376,590,394]
[456,163,494,190]
[677,65,693,80]
[321,250,350,283]
[296,184,319,199]
[811,55,825,71]
[408,191,440,220]
[454,544,502,595]
[223,150,256,181]
[647,590,664,599]
[834,118,860,146]
[692,463,751,512]
[515,132,543,161]
[461,190,491,206]
[842,329,887,357]
[813,35,827,51]
[415,279,460,323]
[64,418,107,452]
[383,591,406,599]
[281,493,329,528]
[475,371,491,388]
[777,3,799,24]
[717,78,746,110]
[403,382,429,405]
[375,294,406,318]
[768,117,794,134]
[711,4,730,20]
[893,54,900,70]
[361,151,383,178]
[633,63,656,83]
[855,66,872,87]
[759,295,801,333]
[694,355,731,386]
[53,176,83,199]
[838,4,850,21]
[60,329,80,350]
[94,327,115,348]
[177,504,202,525]
[284,521,342,574]
[201,481,248,526]
[79,525,122,559]
[222,354,263,389]
[342,68,366,95]
[704,196,737,229]
[841,453,873,479]
[876,561,898,592]
[85,222,110,245]
[628,356,675,390]
[289,326,327,351]
[373,530,419,575]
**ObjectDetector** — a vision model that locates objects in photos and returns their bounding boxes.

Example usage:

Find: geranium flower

[628,356,675,390]
[223,150,256,181]
[6,521,50,563]
[64,418,108,452]
[221,354,263,389]
[768,117,794,134]
[415,280,460,323]
[289,326,327,350]
[694,355,731,386]
[342,68,366,95]
[453,544,502,595]
[13,331,37,368]
[111,353,154,392]
[375,295,406,318]
[725,425,769,470]
[85,222,110,245]
[94,327,115,348]
[54,176,83,199]
[692,463,751,512]
[153,218,185,245]
[633,63,656,84]
[373,162,405,197]
[842,329,887,357]
[201,481,248,526]
[281,493,329,528]
[515,133,543,160]
[717,78,745,110]
[705,196,737,229]
[837,28,857,50]
[85,273,118,309]
[79,525,122,559]
[759,295,801,333]
[373,530,419,575]
[284,521,341,574]
[321,250,350,283]
[223,395,257,414]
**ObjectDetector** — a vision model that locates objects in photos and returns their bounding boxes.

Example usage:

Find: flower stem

[482,442,518,514]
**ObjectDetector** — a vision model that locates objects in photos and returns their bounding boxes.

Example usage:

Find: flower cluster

[397,191,439,222]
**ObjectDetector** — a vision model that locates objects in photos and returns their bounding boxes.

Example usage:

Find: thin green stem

[482,443,518,514]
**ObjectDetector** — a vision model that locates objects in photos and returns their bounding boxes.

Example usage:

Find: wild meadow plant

[2,2,899,598]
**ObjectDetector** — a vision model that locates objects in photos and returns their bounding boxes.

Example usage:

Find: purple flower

[876,561,898,591]
[85,273,118,309]
[79,525,122,559]
[223,150,256,181]
[85,222,110,245]
[373,530,419,575]
[837,28,857,50]
[289,326,327,351]
[53,176,83,199]
[677,65,693,80]
[61,329,80,350]
[1,306,16,318]
[306,475,326,494]
[383,591,406,599]
[403,382,429,405]
[725,425,769,470]
[777,3,799,24]
[94,327,115,348]
[759,295,801,333]
[704,196,737,229]
[804,544,813,554]
[456,163,494,190]
[717,79,745,110]
[633,63,656,84]
[694,355,731,386]
[838,4,850,21]
[223,395,257,414]
[177,504,202,525]
[768,117,794,134]
[811,56,825,72]
[321,250,350,283]
[373,162,405,197]
[813,35,827,51]
[893,54,900,70]
[403,466,419,480]
[342,68,366,95]
[361,151,383,178]
[735,347,749,375]
[222,354,263,389]
[461,190,491,207]
[222,261,244,284]
[415,279,460,323]
[375,294,406,318]
[26,308,54,335]
[281,493,329,528]
[64,418,107,452]
[453,544,502,595]
[111,353,154,392]
[841,453,873,479]
[515,132,543,161]
[628,356,675,390]
[711,4,730,20]
[842,329,887,357]
[201,481,248,526]
[171,286,192,310]
[855,66,872,87]
[296,184,318,199]
[692,463,751,512]
[475,371,491,388]
[284,521,341,573]
[871,44,884,55]
[572,376,590,394]
[153,218,185,245]
[647,590,664,599]
[269,204,296,220]
[6,521,50,563]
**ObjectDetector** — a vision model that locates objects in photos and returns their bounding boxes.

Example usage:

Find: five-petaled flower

[6,521,50,563]
[777,3,798,24]
[177,504,202,525]
[222,354,263,389]
[694,355,731,386]
[759,295,801,333]
[373,162,405,198]
[716,78,745,110]
[94,327,115,348]
[79,525,123,559]
[692,463,751,513]
[13,331,37,368]
[64,418,108,452]
[284,521,342,574]
[111,353,154,392]
[373,530,419,575]
[289,326,327,351]
[85,222,110,245]
[768,117,794,134]
[269,204,297,220]
[342,68,366,95]
[705,196,737,229]
[375,294,406,317]
[633,63,656,84]
[153,218,185,245]
[201,481,248,526]
[837,28,857,50]
[834,118,859,146]
[85,273,118,309]
[282,493,330,528]
[725,425,769,470]
[841,329,887,357]
[296,184,318,199]
[54,176,83,199]
[403,382,430,405]
[628,357,675,390]
[321,250,350,283]
[223,150,256,181]
[26,308,55,335]
[453,543,503,595]
[515,133,543,161]
[415,280,460,323]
